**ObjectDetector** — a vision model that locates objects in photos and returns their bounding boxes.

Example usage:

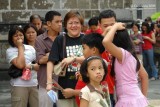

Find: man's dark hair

[82,33,105,54]
[99,9,116,22]
[88,16,99,27]
[45,11,61,22]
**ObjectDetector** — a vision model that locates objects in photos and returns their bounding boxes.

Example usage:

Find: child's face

[87,59,105,84]
[82,44,94,58]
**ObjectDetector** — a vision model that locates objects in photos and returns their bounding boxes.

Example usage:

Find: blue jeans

[143,48,158,78]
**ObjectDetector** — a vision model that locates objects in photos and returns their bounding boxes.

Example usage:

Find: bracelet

[46,82,53,85]
[30,64,34,70]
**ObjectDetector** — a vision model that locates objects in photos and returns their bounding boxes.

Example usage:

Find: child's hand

[114,22,125,30]
[102,26,112,36]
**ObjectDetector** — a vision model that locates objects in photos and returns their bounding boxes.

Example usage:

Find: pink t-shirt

[114,48,148,107]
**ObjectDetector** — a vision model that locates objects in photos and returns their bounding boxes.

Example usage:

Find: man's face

[47,16,62,33]
[99,17,116,32]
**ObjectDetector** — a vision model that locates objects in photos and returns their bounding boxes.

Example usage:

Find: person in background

[85,16,102,35]
[35,11,62,107]
[30,14,45,35]
[103,22,148,107]
[141,21,158,80]
[79,56,111,107]
[6,26,38,107]
[153,23,160,79]
[130,22,143,62]
[145,17,154,31]
[23,23,39,72]
[46,10,85,107]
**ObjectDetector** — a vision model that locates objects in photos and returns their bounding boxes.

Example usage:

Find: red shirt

[85,28,103,35]
[142,31,153,50]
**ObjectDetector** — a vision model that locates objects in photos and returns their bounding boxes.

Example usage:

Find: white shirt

[6,44,38,87]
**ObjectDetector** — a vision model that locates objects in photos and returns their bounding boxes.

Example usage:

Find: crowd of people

[5,9,160,107]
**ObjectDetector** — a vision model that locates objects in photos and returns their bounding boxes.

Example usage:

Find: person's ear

[92,47,98,54]
[47,21,51,27]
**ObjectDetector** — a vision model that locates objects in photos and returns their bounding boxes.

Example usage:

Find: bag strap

[62,34,66,58]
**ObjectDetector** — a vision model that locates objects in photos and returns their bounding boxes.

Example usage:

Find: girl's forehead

[88,59,102,65]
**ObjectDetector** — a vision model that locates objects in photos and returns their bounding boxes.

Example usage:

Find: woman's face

[142,26,147,32]
[32,18,42,30]
[25,27,37,43]
[66,17,82,37]
[132,25,139,32]
[12,30,24,46]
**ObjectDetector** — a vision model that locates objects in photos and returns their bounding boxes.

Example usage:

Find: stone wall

[0,0,134,23]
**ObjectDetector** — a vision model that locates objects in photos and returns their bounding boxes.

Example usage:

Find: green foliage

[151,12,160,21]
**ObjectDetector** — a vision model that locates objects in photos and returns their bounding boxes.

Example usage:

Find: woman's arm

[143,32,156,44]
[138,64,148,97]
[11,39,25,69]
[102,23,125,62]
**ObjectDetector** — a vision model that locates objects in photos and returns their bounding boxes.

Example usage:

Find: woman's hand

[46,84,53,91]
[113,22,126,31]
[62,88,74,98]
[61,57,75,66]
[16,38,23,47]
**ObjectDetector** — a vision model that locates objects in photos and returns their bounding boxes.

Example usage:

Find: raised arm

[102,23,125,62]
[11,39,25,69]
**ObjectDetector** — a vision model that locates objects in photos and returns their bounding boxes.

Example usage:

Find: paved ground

[0,80,160,107]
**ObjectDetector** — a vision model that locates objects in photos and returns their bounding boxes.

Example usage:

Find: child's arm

[138,64,148,97]
[102,23,125,62]
[80,99,89,107]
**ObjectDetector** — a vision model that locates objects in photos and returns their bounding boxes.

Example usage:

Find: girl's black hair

[8,25,24,47]
[141,21,151,34]
[111,29,140,77]
[80,56,108,83]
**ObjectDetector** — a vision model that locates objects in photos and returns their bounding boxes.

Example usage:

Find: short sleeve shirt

[48,34,84,99]
[80,85,109,107]
[6,45,37,86]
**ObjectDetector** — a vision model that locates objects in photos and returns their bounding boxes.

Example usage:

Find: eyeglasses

[68,21,80,26]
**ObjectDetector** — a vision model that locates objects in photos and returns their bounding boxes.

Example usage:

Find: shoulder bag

[54,34,67,76]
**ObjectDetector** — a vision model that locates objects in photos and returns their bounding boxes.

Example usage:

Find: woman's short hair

[64,10,84,31]
[80,56,108,83]
[8,26,24,47]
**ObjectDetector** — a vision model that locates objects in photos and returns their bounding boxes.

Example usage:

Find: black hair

[99,9,116,22]
[80,56,108,83]
[8,25,24,47]
[30,14,42,23]
[141,21,151,34]
[88,16,99,27]
[131,22,140,31]
[82,33,105,54]
[111,29,140,76]
[23,23,38,44]
[45,11,61,22]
